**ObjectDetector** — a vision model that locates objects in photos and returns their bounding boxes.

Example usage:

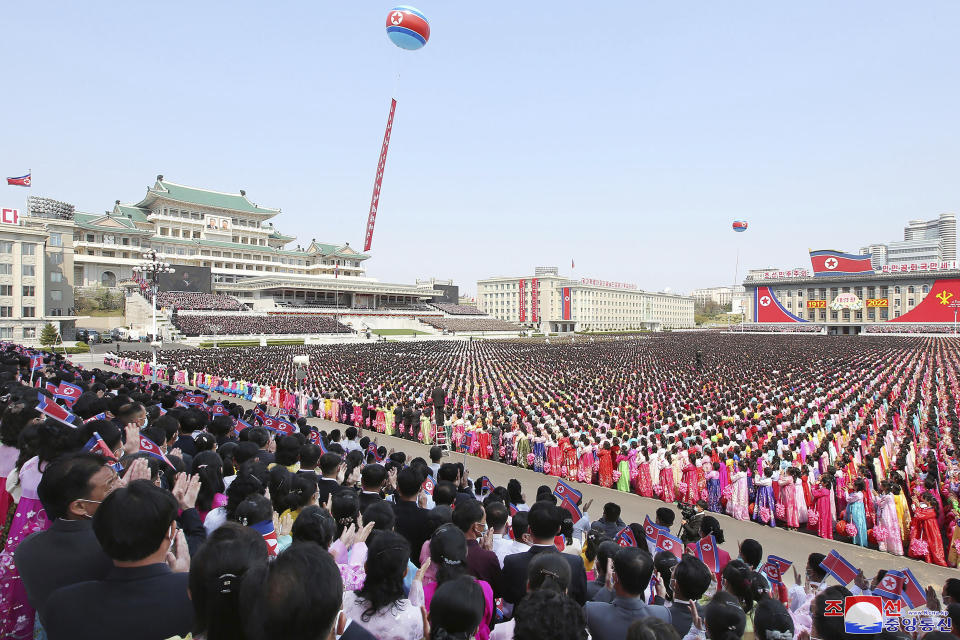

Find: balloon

[732,220,748,232]
[386,6,430,50]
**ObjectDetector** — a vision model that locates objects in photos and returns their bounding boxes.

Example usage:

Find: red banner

[531,278,538,322]
[519,279,526,322]
[561,287,572,320]
[889,279,960,322]
[754,286,805,323]
[363,98,397,252]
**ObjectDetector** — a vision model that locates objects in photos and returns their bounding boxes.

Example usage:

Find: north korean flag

[84,412,108,424]
[35,395,79,427]
[559,496,582,521]
[183,393,205,405]
[234,418,253,433]
[819,550,858,586]
[7,173,31,187]
[477,476,495,495]
[55,381,83,407]
[694,535,720,572]
[655,530,684,558]
[83,432,123,471]
[561,287,572,320]
[210,403,228,416]
[250,519,279,557]
[759,561,783,585]
[872,570,905,602]
[138,434,174,468]
[262,416,296,435]
[810,249,874,277]
[421,476,436,496]
[553,479,582,505]
[45,382,57,394]
[509,503,519,517]
[615,526,638,547]
[367,442,383,462]
[899,568,925,609]
[254,407,267,424]
[643,515,665,544]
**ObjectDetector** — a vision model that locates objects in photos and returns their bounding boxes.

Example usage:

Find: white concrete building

[0,205,76,342]
[477,267,694,332]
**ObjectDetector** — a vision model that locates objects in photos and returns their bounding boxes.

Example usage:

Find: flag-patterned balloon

[732,220,748,232]
[386,6,430,50]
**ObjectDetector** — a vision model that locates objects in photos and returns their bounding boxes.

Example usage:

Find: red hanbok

[598,449,614,487]
[909,506,947,566]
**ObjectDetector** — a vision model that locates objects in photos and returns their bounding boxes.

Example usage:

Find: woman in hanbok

[532,432,546,473]
[706,462,722,513]
[892,482,911,541]
[615,446,631,493]
[681,455,699,504]
[635,449,653,498]
[845,479,869,547]
[779,467,799,529]
[515,428,531,469]
[578,438,595,485]
[811,475,835,540]
[726,461,749,521]
[876,481,903,555]
[420,408,433,445]
[908,492,947,566]
[562,436,578,482]
[546,434,562,476]
[598,443,614,488]
[753,467,776,527]
[659,453,676,502]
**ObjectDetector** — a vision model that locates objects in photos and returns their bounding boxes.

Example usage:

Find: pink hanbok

[779,475,799,527]
[659,466,676,502]
[578,447,595,484]
[726,471,749,521]
[875,493,903,556]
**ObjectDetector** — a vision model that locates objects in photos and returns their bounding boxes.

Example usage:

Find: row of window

[778,284,931,299]
[0,307,35,317]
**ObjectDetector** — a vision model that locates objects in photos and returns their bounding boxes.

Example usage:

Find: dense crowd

[109,334,960,570]
[1,344,959,640]
[420,318,522,332]
[734,325,823,334]
[864,325,958,335]
[172,314,352,337]
[156,292,243,311]
[430,303,485,316]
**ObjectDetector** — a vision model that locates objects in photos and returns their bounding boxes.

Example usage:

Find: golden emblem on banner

[936,290,954,305]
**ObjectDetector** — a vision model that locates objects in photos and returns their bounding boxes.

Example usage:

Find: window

[50,289,61,301]
[22,265,34,276]
[895,286,900,294]
[22,327,35,338]
[86,234,95,243]
[22,307,35,318]
[22,286,34,297]
[908,286,915,294]
[0,307,10,317]
[0,328,10,339]
[0,264,9,275]
[0,285,10,296]
[50,253,63,265]
[0,242,11,254]
[50,272,63,283]
[49,234,62,247]
[22,243,36,255]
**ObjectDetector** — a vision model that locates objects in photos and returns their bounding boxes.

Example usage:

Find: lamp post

[133,249,174,383]
[207,324,221,349]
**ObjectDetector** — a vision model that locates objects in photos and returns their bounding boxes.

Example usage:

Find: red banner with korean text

[531,278,538,322]
[519,279,526,322]
[562,287,572,320]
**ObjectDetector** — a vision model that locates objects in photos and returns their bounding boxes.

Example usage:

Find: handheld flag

[29,354,44,371]
[83,432,122,472]
[262,415,296,435]
[819,550,858,586]
[643,515,665,544]
[873,570,905,602]
[615,526,638,547]
[138,434,174,468]
[254,407,267,424]
[36,395,79,427]
[183,392,205,405]
[694,535,720,573]
[553,479,583,505]
[477,476,495,495]
[367,442,383,462]
[559,496,582,521]
[250,519,279,557]
[84,412,108,424]
[509,503,519,517]
[899,568,925,609]
[655,530,684,558]
[55,381,83,407]
[421,476,436,496]
[316,435,329,455]
[210,402,228,416]
[760,555,792,585]
[234,418,253,433]
[7,173,31,187]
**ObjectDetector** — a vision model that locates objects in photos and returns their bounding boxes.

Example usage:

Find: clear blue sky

[2,2,957,295]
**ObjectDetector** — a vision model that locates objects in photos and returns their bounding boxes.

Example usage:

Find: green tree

[39,323,59,346]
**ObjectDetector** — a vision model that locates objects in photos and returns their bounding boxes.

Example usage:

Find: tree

[40,323,59,346]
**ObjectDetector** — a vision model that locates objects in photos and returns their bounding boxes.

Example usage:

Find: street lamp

[207,324,221,349]
[132,248,174,382]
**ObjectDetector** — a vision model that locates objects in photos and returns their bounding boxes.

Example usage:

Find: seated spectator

[42,480,194,640]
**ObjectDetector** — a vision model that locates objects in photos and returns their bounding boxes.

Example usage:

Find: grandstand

[155,291,243,311]
[172,313,351,336]
[430,302,483,315]
[419,317,522,332]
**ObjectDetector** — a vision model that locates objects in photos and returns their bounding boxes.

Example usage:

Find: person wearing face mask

[42,479,194,640]
[452,497,501,593]
[14,452,121,632]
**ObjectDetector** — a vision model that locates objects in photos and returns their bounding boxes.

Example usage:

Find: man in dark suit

[667,555,712,636]
[358,464,386,512]
[500,502,588,606]
[431,384,446,429]
[393,403,404,433]
[584,546,672,640]
[392,467,432,566]
[316,453,344,505]
[16,453,115,627]
[402,402,415,439]
[43,480,193,640]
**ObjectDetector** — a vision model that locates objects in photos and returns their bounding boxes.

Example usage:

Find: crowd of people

[107,334,960,569]
[430,303,484,316]
[419,318,522,332]
[171,314,352,337]
[155,292,243,311]
[864,325,958,335]
[0,342,958,640]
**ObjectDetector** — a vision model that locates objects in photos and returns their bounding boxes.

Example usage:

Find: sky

[1,1,958,296]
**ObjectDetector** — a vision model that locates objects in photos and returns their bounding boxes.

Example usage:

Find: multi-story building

[690,286,746,307]
[477,267,694,332]
[50,176,439,309]
[861,213,956,268]
[0,205,76,342]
